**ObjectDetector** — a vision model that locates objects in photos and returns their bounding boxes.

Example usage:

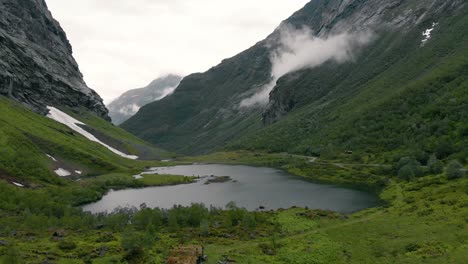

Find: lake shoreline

[83,164,380,214]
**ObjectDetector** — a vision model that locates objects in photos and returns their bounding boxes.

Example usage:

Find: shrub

[242,213,257,230]
[398,165,416,181]
[446,160,465,180]
[58,240,77,251]
[200,219,210,236]
[121,231,148,261]
[0,245,22,264]
[427,154,444,174]
[397,157,423,180]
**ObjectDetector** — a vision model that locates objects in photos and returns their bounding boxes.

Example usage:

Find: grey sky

[45,0,310,104]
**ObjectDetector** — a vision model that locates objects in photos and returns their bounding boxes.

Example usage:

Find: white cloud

[45,0,310,103]
[240,25,373,108]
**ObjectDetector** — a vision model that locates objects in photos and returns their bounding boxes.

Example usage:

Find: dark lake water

[83,164,379,214]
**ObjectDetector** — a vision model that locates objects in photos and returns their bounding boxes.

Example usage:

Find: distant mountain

[0,0,108,119]
[122,0,467,159]
[108,74,182,125]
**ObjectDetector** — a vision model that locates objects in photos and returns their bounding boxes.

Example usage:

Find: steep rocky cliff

[108,74,182,125]
[123,0,466,155]
[0,0,109,119]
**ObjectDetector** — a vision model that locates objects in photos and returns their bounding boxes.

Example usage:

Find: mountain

[122,0,467,161]
[0,0,171,185]
[0,0,108,119]
[108,74,182,125]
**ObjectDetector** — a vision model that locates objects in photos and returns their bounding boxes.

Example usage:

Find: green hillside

[122,0,467,162]
[231,9,468,165]
[0,96,171,185]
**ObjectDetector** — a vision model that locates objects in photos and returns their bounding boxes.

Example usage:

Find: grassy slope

[68,110,174,159]
[0,96,172,184]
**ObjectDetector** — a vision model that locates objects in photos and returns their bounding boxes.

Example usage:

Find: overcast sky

[45,0,310,104]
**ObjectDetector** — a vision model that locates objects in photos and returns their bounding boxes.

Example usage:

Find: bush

[428,154,444,174]
[58,240,77,251]
[398,165,416,181]
[397,157,422,180]
[446,160,465,180]
[200,219,210,236]
[0,245,22,264]
[242,213,257,230]
[121,231,149,262]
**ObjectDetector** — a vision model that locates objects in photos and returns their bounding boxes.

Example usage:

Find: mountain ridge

[108,74,182,125]
[0,0,109,119]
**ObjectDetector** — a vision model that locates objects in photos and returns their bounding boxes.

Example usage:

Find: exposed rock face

[0,0,109,119]
[108,74,182,125]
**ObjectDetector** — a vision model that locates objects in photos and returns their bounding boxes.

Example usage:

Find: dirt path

[277,153,393,169]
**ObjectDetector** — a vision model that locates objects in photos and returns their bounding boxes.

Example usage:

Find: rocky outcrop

[0,0,109,119]
[108,74,182,125]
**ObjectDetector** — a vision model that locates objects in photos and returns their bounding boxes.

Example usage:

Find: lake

[83,164,379,213]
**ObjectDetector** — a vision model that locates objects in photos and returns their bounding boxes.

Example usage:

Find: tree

[446,160,465,180]
[398,164,416,181]
[397,157,422,180]
[427,154,444,174]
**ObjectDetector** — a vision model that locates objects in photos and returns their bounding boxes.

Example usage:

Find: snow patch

[55,168,71,177]
[12,182,24,187]
[133,175,143,179]
[421,22,438,46]
[75,170,82,175]
[46,154,57,162]
[46,106,138,160]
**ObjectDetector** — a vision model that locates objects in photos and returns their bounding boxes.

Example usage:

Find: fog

[240,25,373,108]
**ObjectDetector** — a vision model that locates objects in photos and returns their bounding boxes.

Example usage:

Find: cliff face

[122,0,466,154]
[108,74,182,125]
[0,0,109,119]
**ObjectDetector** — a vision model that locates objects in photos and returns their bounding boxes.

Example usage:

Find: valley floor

[0,152,467,264]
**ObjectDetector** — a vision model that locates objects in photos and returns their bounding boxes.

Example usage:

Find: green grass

[203,176,467,264]
[0,151,466,263]
[67,110,173,159]
[0,96,174,185]
[138,174,195,186]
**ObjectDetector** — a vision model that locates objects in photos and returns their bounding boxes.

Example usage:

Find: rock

[0,240,9,246]
[99,246,108,257]
[205,176,232,184]
[52,231,64,238]
[0,0,109,120]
